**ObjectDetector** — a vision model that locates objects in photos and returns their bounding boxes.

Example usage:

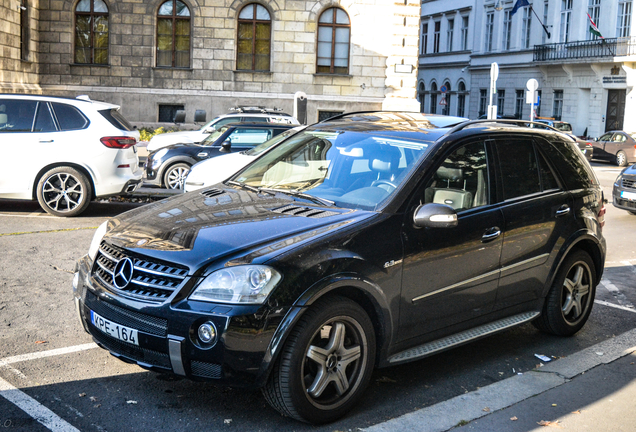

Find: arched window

[430,82,438,114]
[418,82,426,113]
[74,0,109,64]
[457,81,467,118]
[317,8,350,74]
[237,4,271,71]
[441,81,451,116]
[157,0,190,68]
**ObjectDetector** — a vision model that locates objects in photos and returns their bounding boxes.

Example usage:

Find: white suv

[147,108,299,152]
[0,94,142,217]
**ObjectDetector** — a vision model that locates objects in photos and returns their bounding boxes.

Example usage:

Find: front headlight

[88,221,108,261]
[189,265,281,304]
[614,174,622,187]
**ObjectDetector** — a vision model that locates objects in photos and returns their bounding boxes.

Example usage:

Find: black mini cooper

[73,113,606,424]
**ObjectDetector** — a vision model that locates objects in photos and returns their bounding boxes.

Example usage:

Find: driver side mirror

[204,127,215,134]
[413,203,458,229]
[220,140,232,152]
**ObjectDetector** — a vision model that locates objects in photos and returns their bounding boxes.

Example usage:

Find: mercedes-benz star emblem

[112,257,134,289]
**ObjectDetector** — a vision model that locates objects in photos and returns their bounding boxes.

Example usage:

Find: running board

[388,311,540,364]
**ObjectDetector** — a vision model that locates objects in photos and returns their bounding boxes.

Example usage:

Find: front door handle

[39,139,54,143]
[482,227,501,242]
[555,205,570,217]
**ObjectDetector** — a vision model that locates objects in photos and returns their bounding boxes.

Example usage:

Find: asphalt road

[0,162,634,432]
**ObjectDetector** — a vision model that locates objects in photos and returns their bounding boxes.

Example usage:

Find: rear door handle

[555,205,570,217]
[39,139,54,143]
[482,227,501,242]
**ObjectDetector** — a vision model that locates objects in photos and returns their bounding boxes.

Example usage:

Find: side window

[34,102,57,132]
[227,128,272,146]
[614,133,627,143]
[244,116,268,123]
[537,151,559,191]
[599,133,612,141]
[497,138,548,200]
[51,103,89,130]
[212,118,238,129]
[425,141,489,211]
[0,99,37,132]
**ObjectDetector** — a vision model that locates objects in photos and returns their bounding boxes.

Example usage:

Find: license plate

[90,310,139,346]
[621,190,636,201]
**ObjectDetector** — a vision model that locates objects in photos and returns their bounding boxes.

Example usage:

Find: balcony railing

[534,37,636,61]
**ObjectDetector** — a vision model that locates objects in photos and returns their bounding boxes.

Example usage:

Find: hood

[188,152,253,183]
[104,186,374,272]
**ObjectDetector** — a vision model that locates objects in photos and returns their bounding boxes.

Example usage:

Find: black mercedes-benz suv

[73,112,606,424]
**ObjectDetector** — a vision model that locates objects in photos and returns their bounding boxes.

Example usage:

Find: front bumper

[73,255,292,387]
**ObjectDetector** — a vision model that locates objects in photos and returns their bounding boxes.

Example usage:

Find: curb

[363,328,636,432]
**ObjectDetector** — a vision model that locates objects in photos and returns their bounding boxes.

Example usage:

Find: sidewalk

[364,328,636,432]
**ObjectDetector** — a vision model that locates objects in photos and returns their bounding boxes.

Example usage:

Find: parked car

[184,126,305,192]
[0,94,142,217]
[147,107,300,152]
[535,119,573,133]
[591,131,636,166]
[612,163,636,214]
[145,123,296,189]
[73,114,606,424]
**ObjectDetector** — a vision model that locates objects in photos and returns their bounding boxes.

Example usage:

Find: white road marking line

[0,343,98,367]
[595,300,636,313]
[599,278,635,309]
[0,377,80,432]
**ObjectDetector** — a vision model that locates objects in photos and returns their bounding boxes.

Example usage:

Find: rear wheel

[163,163,190,189]
[533,250,596,336]
[36,166,92,217]
[263,296,376,424]
[615,151,628,167]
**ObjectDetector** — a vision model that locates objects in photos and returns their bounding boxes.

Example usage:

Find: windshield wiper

[226,180,275,196]
[259,187,335,207]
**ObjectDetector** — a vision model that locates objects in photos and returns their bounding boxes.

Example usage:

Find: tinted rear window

[51,102,89,130]
[99,108,134,131]
[537,137,599,188]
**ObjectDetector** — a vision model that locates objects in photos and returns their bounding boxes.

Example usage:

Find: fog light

[198,322,217,344]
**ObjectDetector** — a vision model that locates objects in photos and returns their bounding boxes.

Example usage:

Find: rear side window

[100,108,134,131]
[34,102,57,132]
[51,102,89,130]
[0,99,37,132]
[539,137,599,188]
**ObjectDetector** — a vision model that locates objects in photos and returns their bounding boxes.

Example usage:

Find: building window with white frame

[457,82,466,117]
[553,90,563,120]
[421,22,428,54]
[515,90,524,119]
[497,90,505,116]
[617,0,632,38]
[587,0,601,40]
[502,10,512,51]
[560,0,572,43]
[447,18,454,52]
[485,12,494,52]
[461,16,469,50]
[522,6,532,48]
[542,1,549,44]
[433,21,441,53]
[479,88,487,117]
[441,81,451,115]
[430,82,438,114]
[536,89,542,117]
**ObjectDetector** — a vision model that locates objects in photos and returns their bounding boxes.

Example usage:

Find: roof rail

[318,110,427,123]
[229,106,284,114]
[444,119,560,137]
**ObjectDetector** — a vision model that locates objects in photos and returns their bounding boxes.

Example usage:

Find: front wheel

[163,163,190,189]
[263,296,376,424]
[533,250,596,336]
[615,151,628,167]
[36,166,92,217]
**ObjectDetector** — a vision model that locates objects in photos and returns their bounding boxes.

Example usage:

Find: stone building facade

[419,0,636,138]
[0,0,421,126]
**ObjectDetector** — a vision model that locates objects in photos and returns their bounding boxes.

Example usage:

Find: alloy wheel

[41,172,85,213]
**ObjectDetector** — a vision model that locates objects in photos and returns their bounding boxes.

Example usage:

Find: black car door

[398,138,504,342]
[493,136,574,310]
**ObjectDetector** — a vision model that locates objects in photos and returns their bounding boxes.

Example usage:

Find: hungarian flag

[588,13,604,39]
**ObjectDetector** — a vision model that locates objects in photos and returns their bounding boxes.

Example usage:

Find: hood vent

[200,188,224,198]
[270,204,339,218]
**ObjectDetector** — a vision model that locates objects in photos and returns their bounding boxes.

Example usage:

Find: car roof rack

[229,106,289,115]
[444,119,561,137]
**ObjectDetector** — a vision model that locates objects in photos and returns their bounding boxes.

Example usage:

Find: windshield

[231,127,433,211]
[200,126,229,145]
[245,126,305,156]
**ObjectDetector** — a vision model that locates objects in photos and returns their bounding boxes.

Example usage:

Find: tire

[263,296,376,424]
[36,166,92,217]
[163,163,190,190]
[615,151,628,167]
[629,211,636,216]
[533,250,596,336]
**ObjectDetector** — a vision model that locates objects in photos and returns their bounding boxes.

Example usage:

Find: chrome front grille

[93,242,188,303]
[622,177,636,189]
